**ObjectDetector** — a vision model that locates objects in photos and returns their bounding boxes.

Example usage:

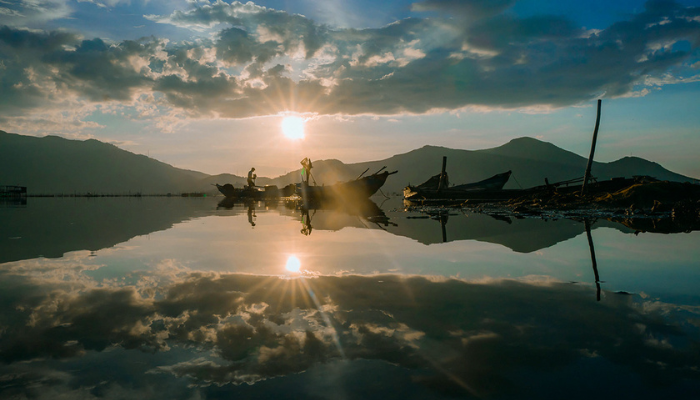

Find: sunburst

[281,116,305,140]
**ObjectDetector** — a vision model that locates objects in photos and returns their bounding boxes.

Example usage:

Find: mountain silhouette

[0,131,208,194]
[1,131,695,195]
[312,138,694,193]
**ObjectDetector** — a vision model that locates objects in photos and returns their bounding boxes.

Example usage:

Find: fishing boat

[297,158,397,202]
[215,183,296,199]
[299,170,397,201]
[404,169,512,201]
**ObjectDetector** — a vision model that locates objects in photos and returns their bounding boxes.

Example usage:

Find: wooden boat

[216,159,396,202]
[297,158,397,202]
[299,170,397,202]
[215,183,296,199]
[215,184,263,199]
[404,170,512,200]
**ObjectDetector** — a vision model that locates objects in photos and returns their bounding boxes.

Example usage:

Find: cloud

[0,27,168,131]
[1,0,700,131]
[76,0,129,9]
[0,0,72,27]
[411,0,517,20]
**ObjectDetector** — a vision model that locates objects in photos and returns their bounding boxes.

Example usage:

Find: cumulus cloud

[1,0,699,131]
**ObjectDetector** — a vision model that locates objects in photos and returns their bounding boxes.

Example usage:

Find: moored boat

[404,170,512,200]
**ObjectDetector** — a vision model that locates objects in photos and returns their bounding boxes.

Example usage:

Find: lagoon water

[1,197,699,399]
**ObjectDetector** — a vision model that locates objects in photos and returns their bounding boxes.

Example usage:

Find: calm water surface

[1,197,699,399]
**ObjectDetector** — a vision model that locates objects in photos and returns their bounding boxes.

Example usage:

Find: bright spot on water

[281,116,305,140]
[285,255,301,273]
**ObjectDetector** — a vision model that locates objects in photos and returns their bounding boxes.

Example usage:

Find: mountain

[0,131,215,194]
[1,131,695,195]
[264,137,694,194]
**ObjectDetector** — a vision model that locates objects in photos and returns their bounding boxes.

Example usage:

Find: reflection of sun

[281,116,305,140]
[285,255,301,273]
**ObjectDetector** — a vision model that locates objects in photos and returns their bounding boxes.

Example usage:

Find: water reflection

[285,255,301,273]
[1,197,699,398]
[298,197,395,236]
[3,197,696,266]
[585,219,603,301]
[0,197,214,264]
[0,266,697,399]
[247,202,257,227]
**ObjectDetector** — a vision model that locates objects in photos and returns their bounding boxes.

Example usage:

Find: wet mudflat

[1,197,699,399]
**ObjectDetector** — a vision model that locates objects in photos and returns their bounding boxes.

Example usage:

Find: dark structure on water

[1,185,27,198]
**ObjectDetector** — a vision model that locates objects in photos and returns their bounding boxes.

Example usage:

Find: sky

[1,0,700,178]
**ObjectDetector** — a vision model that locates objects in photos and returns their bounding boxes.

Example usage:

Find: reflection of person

[247,167,257,188]
[300,208,312,235]
[247,203,256,227]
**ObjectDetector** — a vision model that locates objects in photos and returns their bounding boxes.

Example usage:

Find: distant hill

[1,131,695,195]
[0,131,216,194]
[264,137,694,194]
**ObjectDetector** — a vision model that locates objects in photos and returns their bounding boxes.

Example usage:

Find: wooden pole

[581,99,602,194]
[438,156,447,192]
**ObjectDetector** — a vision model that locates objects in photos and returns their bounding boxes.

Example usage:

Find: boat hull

[404,171,512,200]
[299,171,395,202]
[404,176,650,205]
[215,184,296,199]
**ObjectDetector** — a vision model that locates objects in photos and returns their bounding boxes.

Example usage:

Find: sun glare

[285,255,301,273]
[281,116,305,140]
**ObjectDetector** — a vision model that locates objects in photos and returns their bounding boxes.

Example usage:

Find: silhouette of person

[247,167,257,188]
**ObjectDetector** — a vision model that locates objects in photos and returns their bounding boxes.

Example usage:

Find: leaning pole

[581,99,602,194]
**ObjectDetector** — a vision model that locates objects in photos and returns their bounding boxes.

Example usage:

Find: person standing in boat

[300,158,312,185]
[247,167,257,188]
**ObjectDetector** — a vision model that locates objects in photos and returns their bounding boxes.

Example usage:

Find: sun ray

[260,277,285,305]
[241,275,279,299]
[290,278,297,309]
[275,279,292,313]
[299,277,346,359]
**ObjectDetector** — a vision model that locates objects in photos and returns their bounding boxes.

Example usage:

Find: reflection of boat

[216,197,282,212]
[298,158,397,202]
[609,216,700,234]
[298,197,394,235]
[389,200,637,252]
[404,157,511,200]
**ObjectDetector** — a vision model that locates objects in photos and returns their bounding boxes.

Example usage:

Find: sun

[285,255,301,273]
[281,116,305,140]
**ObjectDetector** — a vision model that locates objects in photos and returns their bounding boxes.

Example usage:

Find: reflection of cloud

[0,270,698,397]
[1,1,700,131]
[0,254,103,288]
